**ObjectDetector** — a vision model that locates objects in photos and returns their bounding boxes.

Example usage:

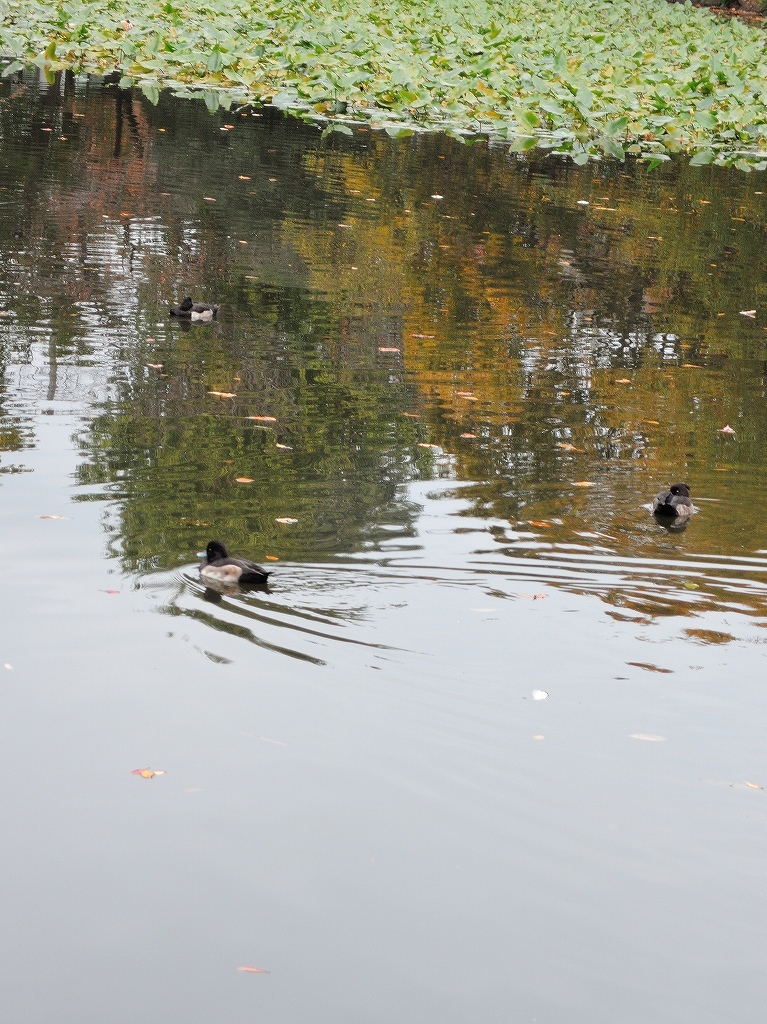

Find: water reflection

[2,70,767,1024]
[2,70,767,610]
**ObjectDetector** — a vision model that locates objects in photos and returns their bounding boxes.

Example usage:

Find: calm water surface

[1,73,765,1024]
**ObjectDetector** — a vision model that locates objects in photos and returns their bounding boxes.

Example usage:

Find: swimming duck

[652,482,693,517]
[200,540,272,585]
[169,297,219,321]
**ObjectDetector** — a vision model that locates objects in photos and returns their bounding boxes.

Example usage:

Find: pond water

[1,73,765,1024]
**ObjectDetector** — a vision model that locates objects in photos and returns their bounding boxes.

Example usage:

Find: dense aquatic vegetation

[2,1,767,164]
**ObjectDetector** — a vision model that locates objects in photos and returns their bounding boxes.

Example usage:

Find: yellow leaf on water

[208,391,236,398]
[572,481,595,487]
[615,378,632,384]
[235,477,254,484]
[265,555,279,561]
[460,433,477,439]
[248,416,277,422]
[745,781,762,790]
[237,966,270,974]
[132,768,165,778]
[529,520,552,528]
[276,517,298,524]
[556,442,584,452]
[417,443,441,450]
[378,347,400,353]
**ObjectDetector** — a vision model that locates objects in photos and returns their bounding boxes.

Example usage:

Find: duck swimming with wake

[200,540,272,585]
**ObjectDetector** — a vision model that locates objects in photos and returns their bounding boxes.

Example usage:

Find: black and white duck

[199,540,272,585]
[169,297,219,321]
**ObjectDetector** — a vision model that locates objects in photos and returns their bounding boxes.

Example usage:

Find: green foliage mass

[2,0,767,166]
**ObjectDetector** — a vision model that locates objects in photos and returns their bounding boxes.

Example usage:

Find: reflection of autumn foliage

[5,75,767,606]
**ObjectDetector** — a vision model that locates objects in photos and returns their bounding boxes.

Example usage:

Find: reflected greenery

[3,73,767,579]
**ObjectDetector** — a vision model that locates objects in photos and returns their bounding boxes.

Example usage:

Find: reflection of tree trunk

[114,87,144,160]
[47,335,57,401]
[114,87,124,157]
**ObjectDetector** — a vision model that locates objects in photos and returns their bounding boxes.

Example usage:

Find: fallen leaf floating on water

[265,555,279,562]
[275,444,293,450]
[739,309,756,317]
[238,175,251,180]
[378,347,400,353]
[626,662,673,673]
[203,196,216,202]
[556,442,584,452]
[532,690,548,700]
[572,481,595,487]
[745,781,763,790]
[460,433,477,439]
[37,514,70,520]
[455,391,475,398]
[629,733,667,742]
[235,477,254,484]
[208,391,236,398]
[275,517,298,525]
[520,593,548,600]
[248,415,277,423]
[529,520,552,528]
[147,363,163,369]
[431,194,443,199]
[719,424,736,434]
[132,768,166,778]
[402,412,420,418]
[417,443,442,450]
[615,378,632,384]
[100,589,120,595]
[410,333,435,339]
[237,966,270,974]
[683,582,700,590]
